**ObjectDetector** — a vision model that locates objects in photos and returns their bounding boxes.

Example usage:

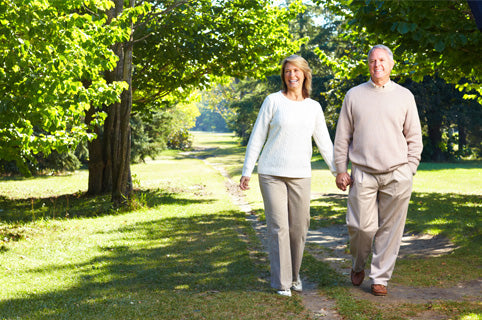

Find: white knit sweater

[242,91,337,178]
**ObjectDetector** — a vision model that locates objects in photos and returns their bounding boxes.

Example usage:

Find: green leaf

[434,40,445,52]
[397,22,411,34]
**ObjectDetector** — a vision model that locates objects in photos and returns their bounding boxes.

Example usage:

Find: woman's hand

[336,172,352,191]
[239,176,251,190]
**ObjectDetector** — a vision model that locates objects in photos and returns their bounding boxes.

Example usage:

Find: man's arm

[404,95,423,174]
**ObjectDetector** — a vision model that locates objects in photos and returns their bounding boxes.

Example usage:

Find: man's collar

[369,78,392,88]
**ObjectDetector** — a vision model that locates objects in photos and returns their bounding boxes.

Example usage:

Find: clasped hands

[336,172,352,191]
[240,173,352,192]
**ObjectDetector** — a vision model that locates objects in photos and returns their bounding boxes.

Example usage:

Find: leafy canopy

[316,0,482,102]
[0,0,129,174]
[133,0,306,108]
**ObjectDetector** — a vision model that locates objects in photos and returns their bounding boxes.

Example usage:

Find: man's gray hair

[368,44,394,62]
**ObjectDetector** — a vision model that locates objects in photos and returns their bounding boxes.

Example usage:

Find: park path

[208,160,343,319]
[194,152,481,319]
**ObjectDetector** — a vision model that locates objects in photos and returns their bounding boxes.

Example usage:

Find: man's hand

[240,176,250,190]
[336,172,352,191]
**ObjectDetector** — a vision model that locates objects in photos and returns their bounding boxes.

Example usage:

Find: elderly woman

[239,55,338,296]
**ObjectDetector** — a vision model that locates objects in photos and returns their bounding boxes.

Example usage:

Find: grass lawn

[0,131,480,320]
[194,132,482,320]
[0,152,311,319]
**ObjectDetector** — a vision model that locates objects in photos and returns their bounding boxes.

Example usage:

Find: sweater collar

[368,78,393,89]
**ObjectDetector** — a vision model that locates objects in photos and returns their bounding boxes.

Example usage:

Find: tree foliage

[403,76,481,160]
[226,2,481,161]
[131,95,200,162]
[133,0,305,109]
[312,0,482,160]
[224,2,341,145]
[1,0,306,205]
[316,0,482,102]
[0,0,128,175]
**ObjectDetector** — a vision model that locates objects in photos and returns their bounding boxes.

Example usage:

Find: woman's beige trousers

[259,174,311,291]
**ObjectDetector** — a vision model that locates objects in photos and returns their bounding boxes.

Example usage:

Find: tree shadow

[177,146,246,161]
[0,189,215,249]
[0,210,266,318]
[309,192,480,250]
[310,193,348,229]
[0,189,211,224]
[405,192,480,247]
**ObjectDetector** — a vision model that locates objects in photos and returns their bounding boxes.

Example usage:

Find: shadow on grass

[310,193,348,229]
[0,189,216,249]
[0,189,213,224]
[309,192,480,249]
[0,210,266,318]
[177,146,246,161]
[406,192,481,246]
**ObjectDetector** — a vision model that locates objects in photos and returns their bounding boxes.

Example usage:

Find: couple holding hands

[239,45,423,297]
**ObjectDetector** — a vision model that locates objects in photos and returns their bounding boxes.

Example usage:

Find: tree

[194,106,230,133]
[1,0,304,206]
[0,0,127,175]
[403,76,482,160]
[226,2,344,142]
[84,0,153,206]
[84,0,305,206]
[131,95,200,162]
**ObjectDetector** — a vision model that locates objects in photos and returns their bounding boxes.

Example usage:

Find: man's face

[368,48,394,84]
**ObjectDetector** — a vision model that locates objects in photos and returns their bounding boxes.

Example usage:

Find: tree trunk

[427,115,447,162]
[111,41,133,206]
[85,106,105,195]
[458,118,467,153]
[86,0,134,207]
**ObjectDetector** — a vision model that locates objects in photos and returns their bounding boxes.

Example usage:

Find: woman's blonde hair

[280,54,312,99]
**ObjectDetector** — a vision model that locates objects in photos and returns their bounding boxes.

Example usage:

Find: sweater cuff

[408,161,418,175]
[241,169,251,178]
[335,162,348,174]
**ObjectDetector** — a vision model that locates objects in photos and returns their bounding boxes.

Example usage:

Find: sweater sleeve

[404,94,423,174]
[313,104,337,176]
[241,96,274,177]
[334,94,353,173]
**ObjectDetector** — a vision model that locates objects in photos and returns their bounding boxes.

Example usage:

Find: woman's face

[284,62,304,92]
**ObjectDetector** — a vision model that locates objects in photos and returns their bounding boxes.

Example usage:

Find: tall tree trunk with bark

[86,0,134,207]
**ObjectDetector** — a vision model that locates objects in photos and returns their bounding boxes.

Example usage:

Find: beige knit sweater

[242,91,337,178]
[334,80,423,175]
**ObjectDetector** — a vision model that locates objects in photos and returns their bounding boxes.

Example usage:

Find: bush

[167,129,193,150]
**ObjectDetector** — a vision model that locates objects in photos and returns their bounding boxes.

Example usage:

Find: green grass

[193,132,482,320]
[0,155,313,319]
[1,131,481,320]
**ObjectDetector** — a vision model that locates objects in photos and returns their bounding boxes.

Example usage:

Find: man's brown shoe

[371,284,387,296]
[350,269,365,286]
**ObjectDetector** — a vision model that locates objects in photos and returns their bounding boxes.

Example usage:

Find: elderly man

[334,44,423,296]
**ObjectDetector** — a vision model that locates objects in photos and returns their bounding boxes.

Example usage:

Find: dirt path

[203,158,481,319]
[305,224,481,303]
[212,162,343,319]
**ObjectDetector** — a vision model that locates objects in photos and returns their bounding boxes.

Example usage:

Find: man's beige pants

[347,164,413,286]
[259,174,311,291]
